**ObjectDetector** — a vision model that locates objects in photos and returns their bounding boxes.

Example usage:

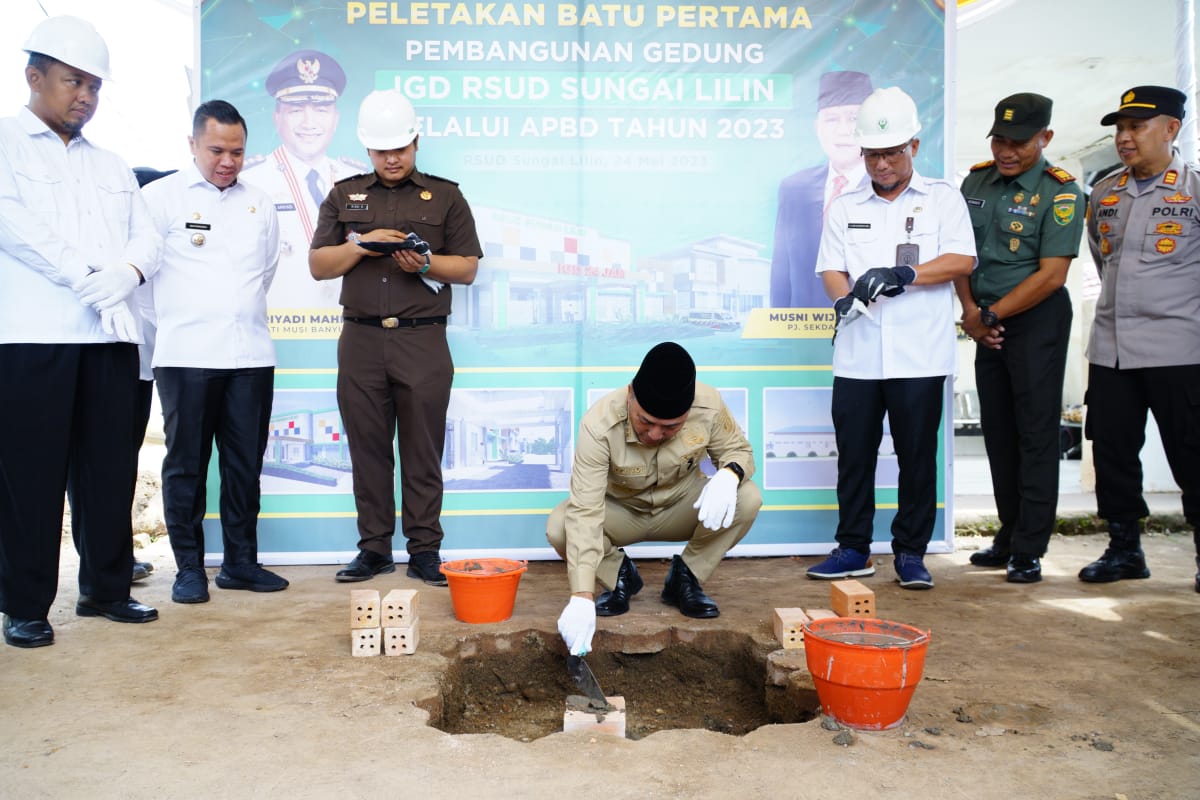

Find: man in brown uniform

[309,89,482,585]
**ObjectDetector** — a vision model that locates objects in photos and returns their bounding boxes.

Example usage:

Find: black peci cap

[817,70,873,110]
[630,342,696,420]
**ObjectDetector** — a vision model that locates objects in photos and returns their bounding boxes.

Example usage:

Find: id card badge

[896,243,919,267]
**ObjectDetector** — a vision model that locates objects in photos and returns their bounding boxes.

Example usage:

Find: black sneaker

[216,564,289,592]
[407,551,448,586]
[172,567,210,604]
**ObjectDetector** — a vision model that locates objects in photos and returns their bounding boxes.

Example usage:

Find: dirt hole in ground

[425,629,818,741]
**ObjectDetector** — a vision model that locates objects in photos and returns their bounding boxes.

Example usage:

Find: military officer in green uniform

[955,92,1084,584]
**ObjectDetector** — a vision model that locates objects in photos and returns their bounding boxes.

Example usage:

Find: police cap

[1100,85,1187,125]
[987,93,1052,139]
[265,49,346,105]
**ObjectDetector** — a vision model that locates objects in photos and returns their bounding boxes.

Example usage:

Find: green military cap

[987,93,1052,139]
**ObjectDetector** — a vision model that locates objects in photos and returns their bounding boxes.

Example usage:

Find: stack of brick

[350,588,420,656]
[771,579,877,650]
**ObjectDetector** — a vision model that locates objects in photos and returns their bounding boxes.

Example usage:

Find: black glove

[405,232,431,256]
[852,265,917,302]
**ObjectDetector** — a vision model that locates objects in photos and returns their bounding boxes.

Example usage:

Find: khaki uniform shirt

[961,156,1083,305]
[1086,154,1200,369]
[310,169,482,318]
[564,383,755,592]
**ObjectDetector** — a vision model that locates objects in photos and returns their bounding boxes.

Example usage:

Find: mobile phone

[896,243,919,267]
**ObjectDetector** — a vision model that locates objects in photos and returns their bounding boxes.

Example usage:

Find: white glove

[557,595,596,656]
[75,263,141,310]
[694,467,739,531]
[99,300,140,343]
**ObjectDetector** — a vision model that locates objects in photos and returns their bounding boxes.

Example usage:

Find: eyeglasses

[860,141,912,162]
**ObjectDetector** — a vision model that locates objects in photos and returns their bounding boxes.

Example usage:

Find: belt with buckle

[344,315,446,329]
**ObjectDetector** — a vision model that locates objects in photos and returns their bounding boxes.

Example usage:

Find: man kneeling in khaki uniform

[550,342,762,656]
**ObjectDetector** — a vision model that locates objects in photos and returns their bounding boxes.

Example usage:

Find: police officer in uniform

[241,49,364,310]
[552,342,762,657]
[1080,85,1200,592]
[956,93,1084,584]
[309,89,482,586]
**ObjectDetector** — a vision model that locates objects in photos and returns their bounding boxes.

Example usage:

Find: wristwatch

[979,305,998,328]
[723,462,745,484]
[419,254,431,274]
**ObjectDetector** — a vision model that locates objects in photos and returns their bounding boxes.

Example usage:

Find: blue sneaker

[807,548,875,579]
[894,553,933,589]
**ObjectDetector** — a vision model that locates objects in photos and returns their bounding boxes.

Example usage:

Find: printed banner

[198,0,954,560]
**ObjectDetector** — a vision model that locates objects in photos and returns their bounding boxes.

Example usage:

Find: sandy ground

[1,530,1198,800]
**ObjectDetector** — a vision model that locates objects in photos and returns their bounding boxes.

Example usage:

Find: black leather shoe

[76,596,158,623]
[216,564,289,592]
[131,560,154,583]
[1006,555,1042,584]
[3,615,54,648]
[595,553,644,617]
[661,555,719,619]
[1078,548,1151,583]
[406,551,448,586]
[172,567,210,604]
[970,545,1010,568]
[335,550,396,583]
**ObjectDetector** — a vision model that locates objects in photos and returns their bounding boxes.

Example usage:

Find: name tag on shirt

[966,198,984,207]
[185,222,211,230]
[346,203,368,210]
[847,222,871,229]
[275,203,296,212]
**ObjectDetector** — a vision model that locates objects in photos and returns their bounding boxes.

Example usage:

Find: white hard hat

[357,89,419,150]
[855,87,921,149]
[22,15,111,82]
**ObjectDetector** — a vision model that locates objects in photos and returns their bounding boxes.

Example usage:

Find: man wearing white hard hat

[310,89,482,586]
[0,15,161,648]
[806,87,976,590]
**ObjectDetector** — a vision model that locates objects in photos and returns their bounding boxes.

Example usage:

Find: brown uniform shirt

[310,169,483,318]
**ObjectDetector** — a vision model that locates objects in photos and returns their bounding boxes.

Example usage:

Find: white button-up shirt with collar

[141,163,280,368]
[0,106,159,344]
[816,170,977,380]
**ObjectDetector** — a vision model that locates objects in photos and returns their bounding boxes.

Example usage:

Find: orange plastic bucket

[803,617,931,730]
[439,558,528,624]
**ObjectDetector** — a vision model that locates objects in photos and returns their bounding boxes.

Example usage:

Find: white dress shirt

[816,170,976,380]
[0,106,159,344]
[141,164,280,368]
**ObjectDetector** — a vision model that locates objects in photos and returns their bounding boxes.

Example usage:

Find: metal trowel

[566,654,613,715]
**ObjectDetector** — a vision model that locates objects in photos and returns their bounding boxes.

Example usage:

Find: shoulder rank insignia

[1164,170,1178,186]
[334,173,368,185]
[1046,165,1075,184]
[969,160,995,172]
[422,172,461,186]
[1116,173,1129,188]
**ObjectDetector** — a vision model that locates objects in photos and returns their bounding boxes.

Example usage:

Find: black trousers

[832,375,946,556]
[1086,362,1200,528]
[976,288,1072,556]
[155,366,274,569]
[0,343,138,619]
